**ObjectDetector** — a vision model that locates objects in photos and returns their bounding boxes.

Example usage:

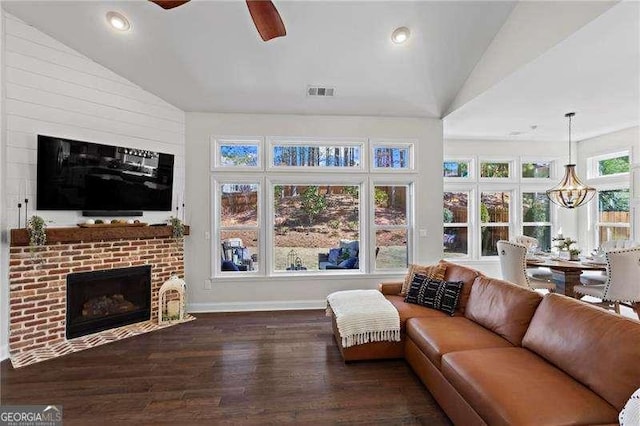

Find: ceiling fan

[150,0,286,42]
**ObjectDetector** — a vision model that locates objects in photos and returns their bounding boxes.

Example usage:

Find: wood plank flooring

[1,310,450,425]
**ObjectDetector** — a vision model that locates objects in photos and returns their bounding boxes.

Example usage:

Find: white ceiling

[2,0,515,118]
[2,1,638,142]
[444,1,640,142]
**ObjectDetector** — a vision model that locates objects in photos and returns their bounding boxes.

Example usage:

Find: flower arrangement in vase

[553,236,581,260]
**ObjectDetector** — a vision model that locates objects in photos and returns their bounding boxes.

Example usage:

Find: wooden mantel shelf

[10,225,190,247]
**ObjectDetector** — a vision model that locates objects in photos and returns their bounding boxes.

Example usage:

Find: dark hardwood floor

[1,310,450,425]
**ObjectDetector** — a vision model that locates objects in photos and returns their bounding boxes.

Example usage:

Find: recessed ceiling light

[391,27,410,44]
[106,11,131,32]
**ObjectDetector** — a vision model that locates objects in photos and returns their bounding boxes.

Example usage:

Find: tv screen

[37,135,174,211]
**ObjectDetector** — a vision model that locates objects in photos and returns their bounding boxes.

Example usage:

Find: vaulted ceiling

[2,1,638,141]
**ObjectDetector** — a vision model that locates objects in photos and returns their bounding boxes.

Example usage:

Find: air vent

[307,86,335,97]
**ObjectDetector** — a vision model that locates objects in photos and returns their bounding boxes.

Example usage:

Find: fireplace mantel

[10,225,190,247]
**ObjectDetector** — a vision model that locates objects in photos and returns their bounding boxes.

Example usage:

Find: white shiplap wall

[1,13,186,359]
[3,13,185,226]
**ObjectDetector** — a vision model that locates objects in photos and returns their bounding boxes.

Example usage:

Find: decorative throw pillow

[328,248,342,264]
[404,276,464,316]
[338,256,358,269]
[401,262,447,296]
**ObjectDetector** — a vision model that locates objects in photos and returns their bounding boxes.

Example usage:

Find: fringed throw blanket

[326,290,400,348]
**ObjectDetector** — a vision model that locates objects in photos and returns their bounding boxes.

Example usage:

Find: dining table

[526,256,607,298]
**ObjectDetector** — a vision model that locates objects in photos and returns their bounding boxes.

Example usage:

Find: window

[371,143,413,170]
[270,141,363,169]
[212,138,262,170]
[443,160,471,178]
[443,191,469,258]
[217,182,260,273]
[273,184,361,272]
[522,161,552,179]
[596,189,630,245]
[212,137,416,277]
[480,161,511,179]
[480,191,511,256]
[374,185,411,270]
[598,154,630,177]
[522,192,552,251]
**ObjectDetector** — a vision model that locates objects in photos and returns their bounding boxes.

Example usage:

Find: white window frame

[267,175,368,275]
[212,177,264,277]
[370,178,415,272]
[444,156,475,182]
[211,136,264,171]
[370,140,416,172]
[592,184,631,247]
[587,150,631,180]
[267,137,367,172]
[520,187,555,251]
[479,158,515,182]
[478,187,514,258]
[519,157,556,182]
[443,186,474,259]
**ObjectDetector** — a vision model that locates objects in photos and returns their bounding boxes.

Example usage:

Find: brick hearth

[9,225,187,356]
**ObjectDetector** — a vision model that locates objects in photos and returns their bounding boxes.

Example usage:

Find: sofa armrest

[378,281,403,295]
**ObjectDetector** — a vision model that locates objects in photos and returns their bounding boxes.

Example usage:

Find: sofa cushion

[401,262,447,295]
[522,293,640,411]
[385,295,448,331]
[464,276,542,346]
[442,347,619,426]
[406,317,512,369]
[405,275,464,316]
[439,260,483,315]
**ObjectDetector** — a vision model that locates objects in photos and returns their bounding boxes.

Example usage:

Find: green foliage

[599,189,630,212]
[27,215,46,247]
[301,186,326,226]
[168,216,185,239]
[374,187,389,207]
[274,185,283,198]
[481,162,509,178]
[328,219,341,229]
[443,208,454,223]
[523,200,549,222]
[346,221,358,231]
[343,186,359,198]
[599,156,629,176]
[480,203,490,223]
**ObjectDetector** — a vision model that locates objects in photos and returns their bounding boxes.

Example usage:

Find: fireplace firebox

[66,265,151,339]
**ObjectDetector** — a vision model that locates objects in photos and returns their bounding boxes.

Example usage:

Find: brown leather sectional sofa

[344,260,640,425]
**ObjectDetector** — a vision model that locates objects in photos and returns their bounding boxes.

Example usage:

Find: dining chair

[497,240,556,292]
[580,240,639,285]
[512,235,553,280]
[574,247,640,319]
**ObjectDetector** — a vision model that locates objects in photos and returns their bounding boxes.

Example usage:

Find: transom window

[522,161,551,179]
[443,160,471,179]
[212,138,262,170]
[480,161,511,179]
[371,143,413,170]
[270,140,363,169]
[588,151,630,178]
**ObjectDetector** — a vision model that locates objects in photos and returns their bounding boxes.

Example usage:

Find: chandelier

[546,112,596,209]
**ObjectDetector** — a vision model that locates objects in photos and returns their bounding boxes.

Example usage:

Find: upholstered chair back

[603,247,640,303]
[513,235,538,250]
[497,240,530,289]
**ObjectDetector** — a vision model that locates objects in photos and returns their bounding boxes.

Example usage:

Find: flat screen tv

[37,135,174,212]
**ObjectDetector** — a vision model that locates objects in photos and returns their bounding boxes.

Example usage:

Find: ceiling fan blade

[246,0,286,42]
[150,0,190,10]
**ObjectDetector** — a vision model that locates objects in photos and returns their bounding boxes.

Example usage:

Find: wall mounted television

[37,135,175,212]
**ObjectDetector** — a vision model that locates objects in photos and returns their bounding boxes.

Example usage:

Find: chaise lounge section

[331,260,640,424]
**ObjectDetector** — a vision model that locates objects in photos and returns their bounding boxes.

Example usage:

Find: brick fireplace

[9,225,188,358]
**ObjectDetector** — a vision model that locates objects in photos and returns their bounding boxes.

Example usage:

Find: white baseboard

[0,344,9,362]
[188,300,325,313]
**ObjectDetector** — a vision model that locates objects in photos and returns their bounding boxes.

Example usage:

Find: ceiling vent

[307,86,335,97]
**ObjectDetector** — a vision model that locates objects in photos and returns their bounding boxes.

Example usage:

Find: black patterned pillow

[404,275,464,316]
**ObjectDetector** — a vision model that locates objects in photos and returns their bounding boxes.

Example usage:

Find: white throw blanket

[326,290,401,348]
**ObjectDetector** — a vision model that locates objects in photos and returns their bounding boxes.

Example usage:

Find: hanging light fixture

[546,112,596,209]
